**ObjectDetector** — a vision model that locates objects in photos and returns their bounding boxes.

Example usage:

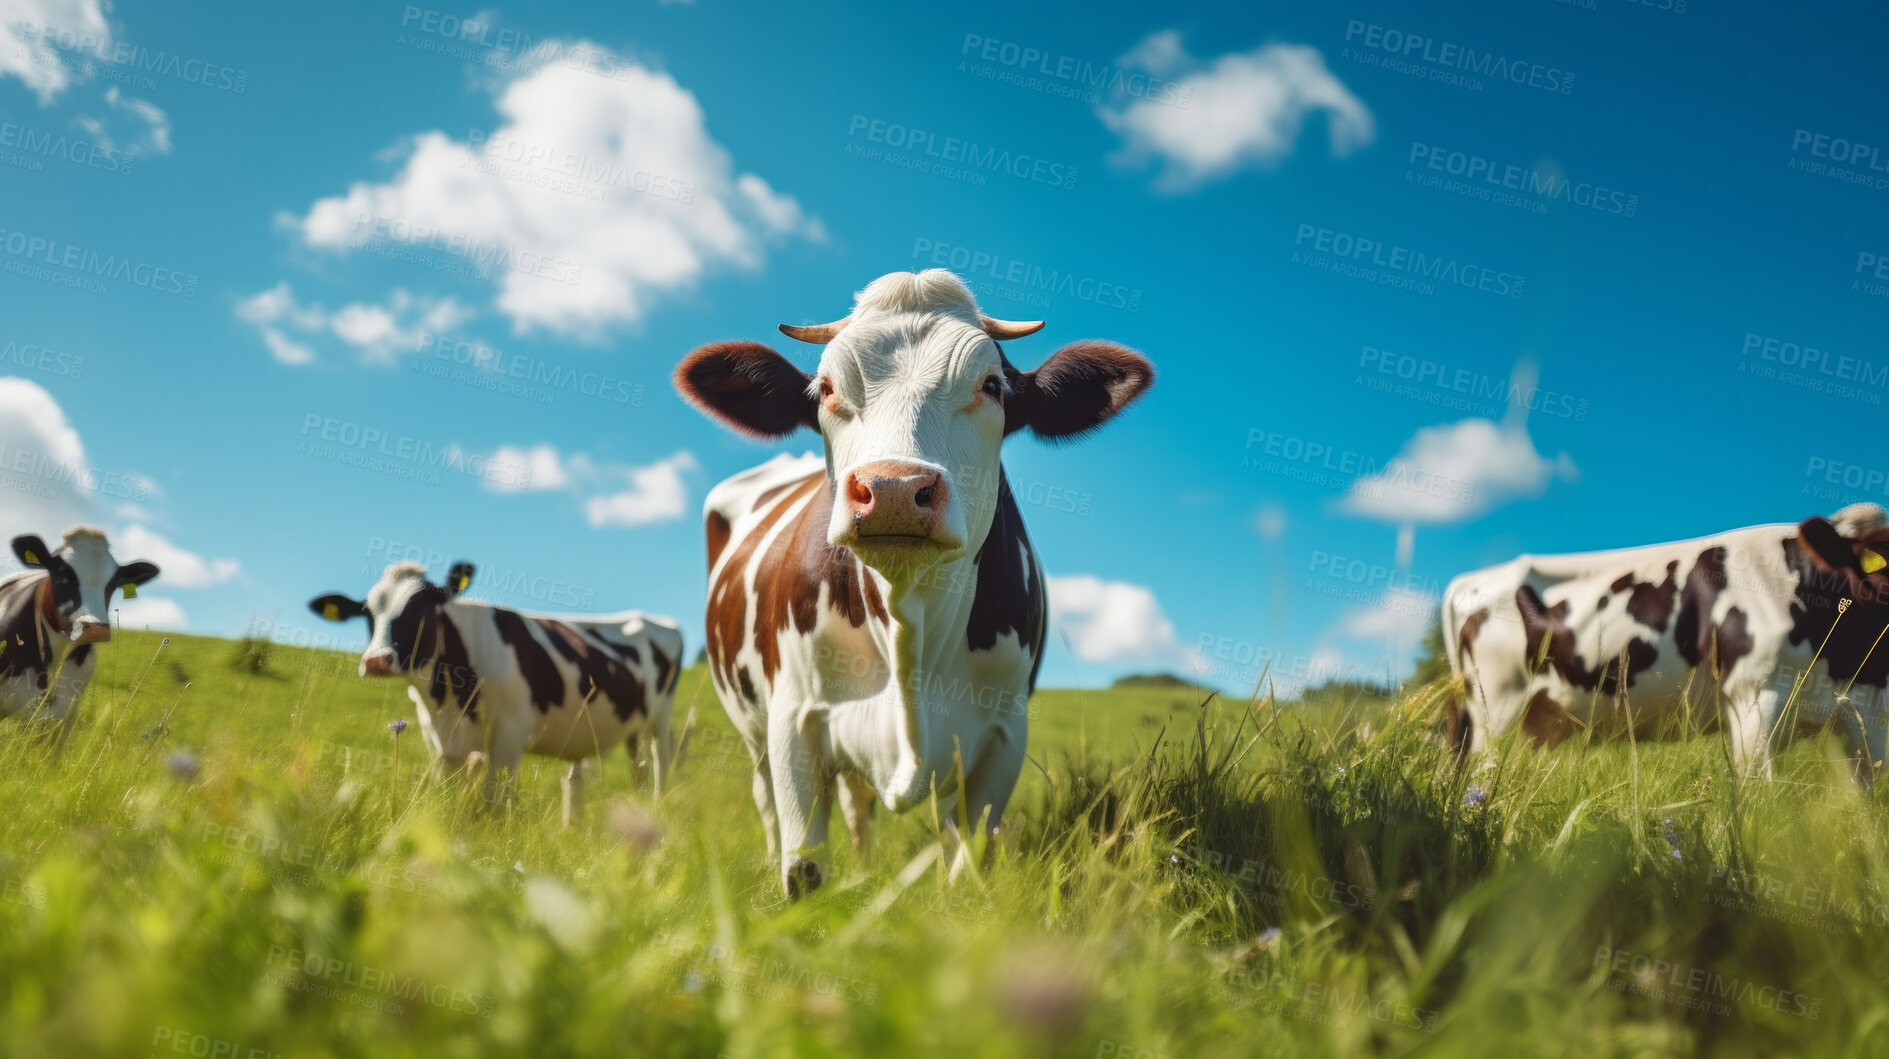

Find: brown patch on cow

[538,619,647,722]
[1674,547,1731,668]
[706,512,732,573]
[493,610,565,712]
[1714,606,1755,677]
[1622,561,1680,631]
[1520,691,1575,747]
[967,475,1047,689]
[1443,697,1473,765]
[1609,573,1635,594]
[1456,608,1490,669]
[704,473,811,691]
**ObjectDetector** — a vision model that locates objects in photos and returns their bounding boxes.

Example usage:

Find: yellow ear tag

[1864,549,1886,574]
[456,576,470,593]
[23,550,38,565]
[122,584,137,599]
[323,603,340,621]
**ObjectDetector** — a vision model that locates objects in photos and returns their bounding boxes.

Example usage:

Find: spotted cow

[311,561,683,822]
[0,528,160,730]
[674,269,1154,894]
[1443,502,1889,779]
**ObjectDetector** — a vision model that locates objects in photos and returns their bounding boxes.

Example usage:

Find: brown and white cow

[1443,502,1889,779]
[674,269,1153,894]
[310,561,683,822]
[1,528,160,730]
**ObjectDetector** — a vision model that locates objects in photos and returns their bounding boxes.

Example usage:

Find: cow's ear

[309,594,366,623]
[445,562,475,597]
[116,561,160,587]
[1797,517,1859,573]
[12,534,50,568]
[674,341,817,438]
[1005,341,1154,440]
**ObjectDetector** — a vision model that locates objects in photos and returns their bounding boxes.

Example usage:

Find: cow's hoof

[786,859,823,899]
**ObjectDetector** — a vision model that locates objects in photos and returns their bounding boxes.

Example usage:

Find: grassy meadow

[4,630,1889,1057]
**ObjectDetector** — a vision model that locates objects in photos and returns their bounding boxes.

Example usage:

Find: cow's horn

[981,316,1045,340]
[778,317,852,344]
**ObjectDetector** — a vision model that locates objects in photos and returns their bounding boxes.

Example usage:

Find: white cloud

[113,524,240,588]
[0,0,108,103]
[1047,574,1179,662]
[1335,587,1436,642]
[1338,418,1577,526]
[287,41,821,337]
[485,443,579,494]
[1100,33,1374,191]
[77,85,170,156]
[115,594,187,630]
[0,375,93,538]
[234,282,472,365]
[585,451,697,527]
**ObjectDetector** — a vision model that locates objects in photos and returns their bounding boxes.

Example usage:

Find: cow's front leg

[1725,688,1781,779]
[836,771,877,865]
[561,761,586,826]
[769,716,834,897]
[949,734,1025,883]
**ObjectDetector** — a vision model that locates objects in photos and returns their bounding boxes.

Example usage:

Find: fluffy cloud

[77,85,170,156]
[476,444,695,528]
[584,451,698,527]
[114,524,240,588]
[1047,574,1180,662]
[286,42,822,337]
[1338,417,1577,525]
[1335,587,1436,643]
[0,375,94,537]
[0,0,108,103]
[235,282,472,365]
[115,594,187,630]
[1100,32,1374,191]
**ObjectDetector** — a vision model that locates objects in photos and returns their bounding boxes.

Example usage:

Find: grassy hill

[2,630,1886,1056]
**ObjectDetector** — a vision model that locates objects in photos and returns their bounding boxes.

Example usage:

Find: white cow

[1442,502,1889,780]
[0,528,160,730]
[674,269,1154,894]
[311,561,683,822]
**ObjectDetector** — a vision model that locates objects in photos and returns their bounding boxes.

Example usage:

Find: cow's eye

[981,375,1003,401]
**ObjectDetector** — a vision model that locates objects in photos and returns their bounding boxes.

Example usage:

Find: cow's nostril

[914,485,935,508]
[847,474,874,509]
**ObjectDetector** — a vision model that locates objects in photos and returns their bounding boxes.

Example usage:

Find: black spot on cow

[968,475,1047,691]
[539,620,647,722]
[1623,561,1680,631]
[1674,548,1731,669]
[493,610,566,713]
[68,644,92,668]
[1515,584,1657,692]
[1783,526,1889,694]
[649,643,678,695]
[1457,608,1490,668]
[0,574,54,683]
[424,613,483,719]
[737,667,758,704]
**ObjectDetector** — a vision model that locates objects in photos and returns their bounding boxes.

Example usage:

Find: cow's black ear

[1005,341,1154,440]
[1797,517,1859,574]
[12,534,50,568]
[445,562,475,597]
[674,341,817,438]
[116,561,160,588]
[309,594,366,623]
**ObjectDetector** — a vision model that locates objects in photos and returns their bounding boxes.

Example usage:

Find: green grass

[4,630,1889,1057]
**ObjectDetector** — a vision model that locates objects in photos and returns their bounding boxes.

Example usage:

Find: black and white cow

[1443,502,1889,780]
[310,561,684,822]
[674,269,1154,894]
[1,528,160,729]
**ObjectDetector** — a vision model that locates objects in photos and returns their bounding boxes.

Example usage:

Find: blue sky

[2,0,1886,692]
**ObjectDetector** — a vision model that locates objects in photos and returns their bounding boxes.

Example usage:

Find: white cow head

[11,528,160,645]
[675,270,1153,580]
[309,560,475,677]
